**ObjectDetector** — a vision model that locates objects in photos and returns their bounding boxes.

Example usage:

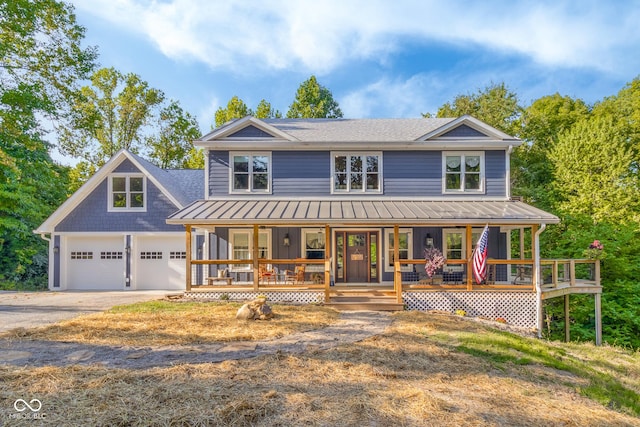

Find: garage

[65,236,125,290]
[133,235,186,290]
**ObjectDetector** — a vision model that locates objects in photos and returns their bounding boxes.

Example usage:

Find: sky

[61,0,640,162]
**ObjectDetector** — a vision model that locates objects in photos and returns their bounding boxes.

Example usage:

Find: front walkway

[0,311,392,369]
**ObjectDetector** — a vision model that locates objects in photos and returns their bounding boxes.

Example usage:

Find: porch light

[425,234,434,248]
[283,233,290,247]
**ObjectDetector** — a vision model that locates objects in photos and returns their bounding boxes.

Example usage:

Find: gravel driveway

[0,291,171,333]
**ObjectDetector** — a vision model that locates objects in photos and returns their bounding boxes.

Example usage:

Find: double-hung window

[443,152,484,193]
[230,152,271,193]
[332,152,381,193]
[229,229,271,271]
[384,229,413,272]
[442,228,484,271]
[108,174,146,211]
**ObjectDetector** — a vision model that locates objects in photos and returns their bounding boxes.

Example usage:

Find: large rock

[235,297,273,320]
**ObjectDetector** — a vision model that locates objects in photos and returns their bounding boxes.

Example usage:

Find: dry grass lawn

[1,302,639,426]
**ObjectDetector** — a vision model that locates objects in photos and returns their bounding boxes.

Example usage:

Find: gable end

[228,125,275,138]
[440,124,488,138]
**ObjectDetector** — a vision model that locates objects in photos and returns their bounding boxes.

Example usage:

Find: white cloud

[74,0,640,75]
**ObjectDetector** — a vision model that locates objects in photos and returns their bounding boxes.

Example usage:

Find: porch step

[325,295,404,311]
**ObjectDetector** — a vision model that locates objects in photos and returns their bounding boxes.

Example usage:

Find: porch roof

[166,199,559,226]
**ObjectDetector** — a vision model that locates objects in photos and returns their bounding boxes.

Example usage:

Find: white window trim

[331,151,383,194]
[384,228,413,273]
[442,151,485,194]
[229,152,272,194]
[302,228,326,272]
[442,228,484,272]
[107,173,147,212]
[228,228,272,272]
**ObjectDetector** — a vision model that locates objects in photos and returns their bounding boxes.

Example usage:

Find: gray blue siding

[56,160,183,232]
[208,150,507,198]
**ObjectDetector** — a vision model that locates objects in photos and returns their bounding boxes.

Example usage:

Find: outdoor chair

[284,265,305,285]
[259,265,276,285]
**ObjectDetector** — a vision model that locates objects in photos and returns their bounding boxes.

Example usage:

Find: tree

[286,75,343,119]
[513,94,590,208]
[549,116,639,224]
[59,67,165,166]
[147,100,202,169]
[431,82,521,135]
[254,99,282,120]
[1,0,96,288]
[214,96,251,128]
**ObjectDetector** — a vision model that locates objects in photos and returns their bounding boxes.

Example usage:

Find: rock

[236,303,255,320]
[258,303,273,320]
[235,298,273,320]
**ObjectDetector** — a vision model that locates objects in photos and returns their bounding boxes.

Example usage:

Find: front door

[336,231,379,284]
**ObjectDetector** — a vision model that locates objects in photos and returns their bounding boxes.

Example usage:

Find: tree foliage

[1,0,95,288]
[286,75,343,119]
[147,100,202,169]
[59,67,165,166]
[214,96,281,128]
[431,82,521,135]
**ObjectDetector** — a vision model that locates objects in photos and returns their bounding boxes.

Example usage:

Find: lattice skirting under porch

[183,291,325,305]
[403,291,537,329]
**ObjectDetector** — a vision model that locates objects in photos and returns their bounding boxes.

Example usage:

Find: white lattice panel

[184,291,325,304]
[403,291,536,328]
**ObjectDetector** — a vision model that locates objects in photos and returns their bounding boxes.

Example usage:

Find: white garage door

[134,236,186,290]
[65,236,125,290]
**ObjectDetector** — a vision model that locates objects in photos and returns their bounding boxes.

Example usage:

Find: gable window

[443,152,484,193]
[230,152,271,193]
[332,152,382,193]
[109,174,146,211]
[384,229,413,272]
[229,229,271,271]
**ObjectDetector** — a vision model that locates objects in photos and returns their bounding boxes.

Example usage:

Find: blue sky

[63,0,640,162]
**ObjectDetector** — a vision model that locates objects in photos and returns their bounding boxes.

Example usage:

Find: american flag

[472,225,489,284]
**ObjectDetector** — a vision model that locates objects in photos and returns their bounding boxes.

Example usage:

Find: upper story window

[332,152,382,193]
[230,152,271,193]
[443,152,484,193]
[108,174,146,211]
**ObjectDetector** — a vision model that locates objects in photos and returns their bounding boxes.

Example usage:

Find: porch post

[185,225,192,291]
[394,225,402,304]
[466,225,472,290]
[595,293,602,346]
[325,224,331,303]
[253,224,259,291]
[531,224,538,291]
[564,294,570,342]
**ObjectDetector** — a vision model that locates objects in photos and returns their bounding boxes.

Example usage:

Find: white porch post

[534,223,545,339]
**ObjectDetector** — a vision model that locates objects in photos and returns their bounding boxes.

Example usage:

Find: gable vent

[440,124,487,138]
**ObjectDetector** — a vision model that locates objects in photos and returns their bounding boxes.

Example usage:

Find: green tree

[286,75,343,119]
[1,0,96,288]
[147,100,202,169]
[513,94,590,208]
[60,67,165,166]
[549,116,639,224]
[254,99,281,120]
[214,96,251,128]
[431,82,521,135]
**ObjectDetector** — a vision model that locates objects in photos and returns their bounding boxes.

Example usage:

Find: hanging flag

[472,225,490,284]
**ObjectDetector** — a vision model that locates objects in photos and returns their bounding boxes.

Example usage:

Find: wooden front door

[336,231,379,284]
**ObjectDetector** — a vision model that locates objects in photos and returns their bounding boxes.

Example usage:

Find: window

[70,251,93,260]
[332,152,381,193]
[140,251,163,259]
[229,229,271,271]
[109,174,146,211]
[230,152,271,193]
[302,229,326,260]
[443,152,484,193]
[442,228,484,271]
[101,251,123,260]
[170,251,187,259]
[384,229,413,272]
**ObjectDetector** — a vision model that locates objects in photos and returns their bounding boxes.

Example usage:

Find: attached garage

[133,235,186,290]
[64,236,125,290]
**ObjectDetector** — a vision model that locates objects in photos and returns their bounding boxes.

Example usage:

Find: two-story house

[36,115,601,333]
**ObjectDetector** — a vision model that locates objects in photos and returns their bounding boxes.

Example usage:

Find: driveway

[0,291,171,333]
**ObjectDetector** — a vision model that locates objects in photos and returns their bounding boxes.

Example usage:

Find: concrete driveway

[0,291,171,333]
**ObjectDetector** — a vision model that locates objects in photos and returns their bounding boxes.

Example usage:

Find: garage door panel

[66,237,124,290]
[135,236,185,290]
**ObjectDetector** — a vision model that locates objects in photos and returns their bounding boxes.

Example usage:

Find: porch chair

[284,265,305,285]
[259,265,276,285]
